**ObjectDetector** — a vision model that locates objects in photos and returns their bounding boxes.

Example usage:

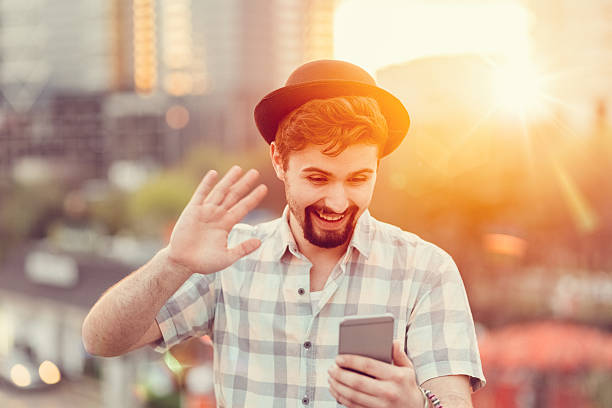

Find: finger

[329,378,370,408]
[392,340,413,368]
[204,165,243,206]
[223,184,268,226]
[328,364,383,398]
[220,168,260,209]
[227,238,262,262]
[329,386,369,408]
[336,354,395,381]
[189,170,218,206]
[328,376,379,408]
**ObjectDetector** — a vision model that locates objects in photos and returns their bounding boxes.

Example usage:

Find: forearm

[422,375,473,408]
[426,393,472,408]
[82,247,191,357]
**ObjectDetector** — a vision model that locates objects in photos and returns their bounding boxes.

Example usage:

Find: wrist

[420,387,444,408]
[406,384,427,408]
[158,247,194,279]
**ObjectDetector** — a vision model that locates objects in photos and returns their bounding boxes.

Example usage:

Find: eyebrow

[301,167,375,176]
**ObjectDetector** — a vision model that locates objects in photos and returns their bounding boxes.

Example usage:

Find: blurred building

[188,0,336,96]
[0,1,132,100]
[0,0,134,180]
[129,0,339,150]
[0,0,339,183]
[303,0,337,62]
[0,93,106,181]
[187,0,338,150]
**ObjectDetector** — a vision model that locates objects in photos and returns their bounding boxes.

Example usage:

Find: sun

[490,60,549,120]
[333,0,599,233]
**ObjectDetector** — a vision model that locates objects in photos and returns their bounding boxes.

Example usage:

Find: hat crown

[285,59,376,87]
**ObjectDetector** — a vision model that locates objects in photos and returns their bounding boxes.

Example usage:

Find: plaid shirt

[155,207,486,407]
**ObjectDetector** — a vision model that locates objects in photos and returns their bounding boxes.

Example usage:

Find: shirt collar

[275,206,299,260]
[349,209,373,259]
[272,205,373,260]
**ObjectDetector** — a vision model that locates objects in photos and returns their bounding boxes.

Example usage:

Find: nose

[323,183,349,214]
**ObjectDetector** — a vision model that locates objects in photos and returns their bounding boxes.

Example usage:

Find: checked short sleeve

[154,272,219,353]
[406,246,485,392]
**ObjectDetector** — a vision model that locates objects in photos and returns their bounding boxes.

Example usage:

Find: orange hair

[274,96,388,169]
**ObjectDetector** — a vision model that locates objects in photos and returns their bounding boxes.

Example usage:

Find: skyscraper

[187,0,338,149]
[0,0,136,179]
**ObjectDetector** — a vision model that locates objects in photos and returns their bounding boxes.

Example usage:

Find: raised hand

[166,165,268,276]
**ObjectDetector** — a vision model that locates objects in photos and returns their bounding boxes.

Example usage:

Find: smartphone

[338,313,394,377]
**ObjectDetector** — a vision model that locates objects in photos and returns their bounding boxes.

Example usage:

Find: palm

[167,166,268,275]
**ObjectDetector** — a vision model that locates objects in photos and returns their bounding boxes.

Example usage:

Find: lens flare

[552,159,599,233]
[164,351,183,375]
[166,105,190,129]
[10,364,31,388]
[39,360,61,385]
[483,233,527,258]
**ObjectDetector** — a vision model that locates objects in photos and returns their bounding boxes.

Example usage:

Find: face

[271,143,379,249]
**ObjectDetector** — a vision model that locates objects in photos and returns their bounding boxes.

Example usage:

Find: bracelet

[418,386,429,408]
[420,387,444,408]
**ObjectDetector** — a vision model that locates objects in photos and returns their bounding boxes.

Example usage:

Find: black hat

[254,59,410,157]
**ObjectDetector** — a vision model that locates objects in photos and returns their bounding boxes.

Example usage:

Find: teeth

[316,210,344,221]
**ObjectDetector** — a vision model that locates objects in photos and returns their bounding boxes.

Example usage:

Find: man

[82,60,485,407]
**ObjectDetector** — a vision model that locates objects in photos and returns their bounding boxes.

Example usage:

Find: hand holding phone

[338,313,394,377]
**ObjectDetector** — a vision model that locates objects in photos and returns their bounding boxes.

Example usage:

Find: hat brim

[254,80,410,157]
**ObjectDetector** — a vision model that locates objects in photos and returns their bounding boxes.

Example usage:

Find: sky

[334,0,532,76]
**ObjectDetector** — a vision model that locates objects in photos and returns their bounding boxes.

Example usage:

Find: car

[0,344,62,391]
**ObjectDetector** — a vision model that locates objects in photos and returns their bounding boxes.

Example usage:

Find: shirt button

[302,396,309,405]
[303,341,311,349]
[298,287,305,295]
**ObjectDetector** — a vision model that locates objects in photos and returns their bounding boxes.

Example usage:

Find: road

[0,377,103,408]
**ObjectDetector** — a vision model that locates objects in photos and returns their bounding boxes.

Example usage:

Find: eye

[307,176,327,184]
[349,177,368,183]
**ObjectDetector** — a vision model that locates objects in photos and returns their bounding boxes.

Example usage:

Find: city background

[0,0,611,407]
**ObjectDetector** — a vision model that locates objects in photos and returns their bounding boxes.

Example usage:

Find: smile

[315,209,345,222]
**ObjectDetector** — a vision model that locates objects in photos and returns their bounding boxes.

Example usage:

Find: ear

[269,142,286,181]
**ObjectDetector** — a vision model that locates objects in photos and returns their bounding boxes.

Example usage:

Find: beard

[288,201,359,249]
[304,204,358,248]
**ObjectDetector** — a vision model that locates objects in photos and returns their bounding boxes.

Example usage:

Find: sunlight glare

[334,0,532,76]
[551,159,599,233]
[334,0,555,120]
[491,61,547,119]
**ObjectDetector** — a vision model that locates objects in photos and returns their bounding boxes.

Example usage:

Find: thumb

[392,340,413,368]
